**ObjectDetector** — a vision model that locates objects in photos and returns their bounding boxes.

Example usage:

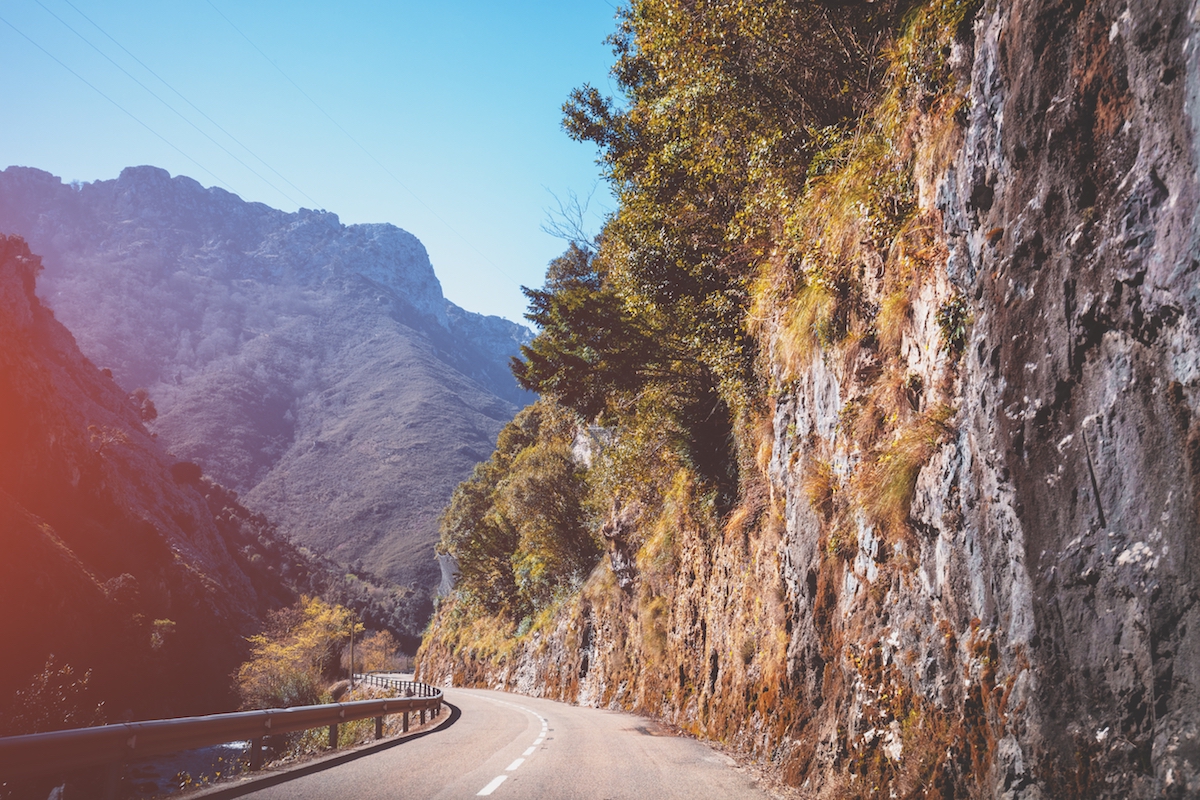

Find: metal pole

[249,737,263,770]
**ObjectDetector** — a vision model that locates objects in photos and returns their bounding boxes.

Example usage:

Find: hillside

[418,0,1200,797]
[0,233,271,722]
[0,166,533,592]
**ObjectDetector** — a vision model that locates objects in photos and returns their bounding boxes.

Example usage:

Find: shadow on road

[190,703,462,798]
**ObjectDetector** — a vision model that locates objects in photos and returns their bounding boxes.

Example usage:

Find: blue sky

[0,0,620,324]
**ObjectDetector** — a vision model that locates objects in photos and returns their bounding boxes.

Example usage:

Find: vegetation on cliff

[427,0,1200,796]
[424,0,986,794]
[236,596,363,710]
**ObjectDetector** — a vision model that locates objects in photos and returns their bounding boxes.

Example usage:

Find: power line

[204,0,521,286]
[0,12,232,191]
[34,0,305,209]
[56,0,323,209]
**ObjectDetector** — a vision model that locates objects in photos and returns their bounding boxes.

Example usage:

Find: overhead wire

[204,0,521,286]
[56,0,323,209]
[0,12,233,192]
[33,0,305,209]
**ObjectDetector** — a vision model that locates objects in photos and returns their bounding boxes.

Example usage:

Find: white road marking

[463,692,551,795]
[478,775,507,796]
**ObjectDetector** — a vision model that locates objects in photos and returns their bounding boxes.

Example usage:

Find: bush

[235,597,360,709]
[0,656,105,736]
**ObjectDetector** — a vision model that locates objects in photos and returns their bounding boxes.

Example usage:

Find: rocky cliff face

[0,166,533,591]
[919,0,1199,793]
[419,1,1200,796]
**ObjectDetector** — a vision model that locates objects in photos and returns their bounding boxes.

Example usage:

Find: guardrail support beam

[375,716,383,740]
[328,723,338,749]
[403,711,409,733]
[249,736,264,771]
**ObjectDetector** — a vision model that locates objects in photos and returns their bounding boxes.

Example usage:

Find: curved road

[233,687,773,799]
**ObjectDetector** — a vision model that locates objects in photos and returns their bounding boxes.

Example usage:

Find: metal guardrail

[352,673,437,696]
[0,677,443,782]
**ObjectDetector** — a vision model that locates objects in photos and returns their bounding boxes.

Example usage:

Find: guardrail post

[328,723,338,749]
[375,716,383,740]
[402,711,409,733]
[420,707,426,725]
[102,760,122,800]
[249,736,264,770]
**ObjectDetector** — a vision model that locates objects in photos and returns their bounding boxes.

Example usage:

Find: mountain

[0,165,533,592]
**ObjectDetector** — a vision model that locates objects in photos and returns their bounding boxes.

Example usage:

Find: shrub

[235,596,360,709]
[0,656,105,736]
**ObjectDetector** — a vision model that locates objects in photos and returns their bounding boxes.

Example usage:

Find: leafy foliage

[517,0,912,507]
[351,630,405,673]
[513,243,661,420]
[0,656,105,736]
[449,0,921,622]
[438,400,599,619]
[235,596,362,709]
[936,292,970,355]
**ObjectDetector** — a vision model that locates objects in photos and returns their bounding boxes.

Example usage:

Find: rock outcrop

[419,1,1200,796]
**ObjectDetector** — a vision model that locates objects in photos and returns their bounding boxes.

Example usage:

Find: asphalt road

[231,687,773,799]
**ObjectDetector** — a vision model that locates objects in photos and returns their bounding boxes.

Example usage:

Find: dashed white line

[478,775,507,796]
[469,692,551,796]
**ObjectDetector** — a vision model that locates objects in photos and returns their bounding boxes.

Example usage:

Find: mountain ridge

[0,165,534,592]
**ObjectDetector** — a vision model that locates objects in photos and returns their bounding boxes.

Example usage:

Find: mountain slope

[0,165,533,590]
[0,234,261,720]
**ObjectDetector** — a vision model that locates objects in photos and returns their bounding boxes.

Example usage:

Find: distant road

[233,687,773,799]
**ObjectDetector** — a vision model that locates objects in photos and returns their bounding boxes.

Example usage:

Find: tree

[439,460,523,617]
[438,400,599,617]
[0,656,105,736]
[351,630,403,673]
[129,387,157,422]
[235,596,361,709]
[500,439,597,607]
[513,244,665,421]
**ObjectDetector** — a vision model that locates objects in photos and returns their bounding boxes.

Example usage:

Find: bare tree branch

[541,185,604,251]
